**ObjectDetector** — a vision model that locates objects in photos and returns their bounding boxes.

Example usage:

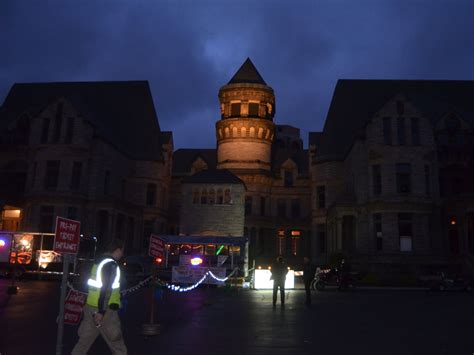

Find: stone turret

[216,58,275,171]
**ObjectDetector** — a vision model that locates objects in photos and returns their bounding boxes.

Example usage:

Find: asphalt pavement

[1,278,474,355]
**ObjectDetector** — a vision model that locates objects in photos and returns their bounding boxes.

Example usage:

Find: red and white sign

[149,234,165,258]
[53,217,81,255]
[64,289,87,325]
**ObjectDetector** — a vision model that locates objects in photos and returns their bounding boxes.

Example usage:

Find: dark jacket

[303,263,316,282]
[271,261,288,283]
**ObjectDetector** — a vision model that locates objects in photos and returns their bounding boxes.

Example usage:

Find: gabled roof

[0,81,163,161]
[272,149,309,175]
[317,79,474,162]
[228,58,267,85]
[172,149,217,175]
[183,169,244,185]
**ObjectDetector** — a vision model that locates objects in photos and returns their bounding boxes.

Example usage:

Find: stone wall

[179,182,245,237]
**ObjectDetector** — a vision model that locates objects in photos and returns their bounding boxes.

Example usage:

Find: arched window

[209,189,215,204]
[192,189,200,204]
[201,189,208,204]
[217,189,223,204]
[224,189,231,204]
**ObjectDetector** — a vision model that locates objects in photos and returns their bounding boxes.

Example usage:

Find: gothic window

[245,196,252,216]
[224,189,231,204]
[65,117,75,144]
[277,229,285,255]
[316,186,325,208]
[317,224,326,253]
[209,189,215,204]
[291,230,301,256]
[424,165,430,196]
[398,213,413,252]
[260,196,266,216]
[284,170,293,187]
[41,118,50,143]
[31,162,37,188]
[373,213,383,251]
[277,199,286,218]
[217,189,224,204]
[104,170,110,195]
[39,205,55,232]
[67,206,78,220]
[146,183,157,206]
[397,117,406,145]
[372,165,382,195]
[44,161,60,190]
[193,189,200,204]
[52,103,63,143]
[396,163,411,193]
[411,117,420,145]
[291,199,300,218]
[70,162,82,191]
[383,117,392,145]
[201,189,208,204]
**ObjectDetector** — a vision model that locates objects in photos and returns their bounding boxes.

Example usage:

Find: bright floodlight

[254,269,295,289]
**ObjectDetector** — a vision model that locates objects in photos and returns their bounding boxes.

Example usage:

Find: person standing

[303,257,315,306]
[72,239,127,355]
[271,256,288,308]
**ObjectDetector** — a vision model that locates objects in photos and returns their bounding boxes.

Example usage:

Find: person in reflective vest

[72,239,127,355]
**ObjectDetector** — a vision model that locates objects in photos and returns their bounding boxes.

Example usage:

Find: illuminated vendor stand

[156,235,248,284]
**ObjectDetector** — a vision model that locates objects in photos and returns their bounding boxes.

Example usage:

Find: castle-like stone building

[1,59,473,272]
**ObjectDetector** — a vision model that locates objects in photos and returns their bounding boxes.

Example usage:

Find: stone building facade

[1,60,472,273]
[310,80,474,272]
[171,59,311,268]
[0,81,172,253]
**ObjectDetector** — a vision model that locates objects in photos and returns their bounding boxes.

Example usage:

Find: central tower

[216,58,275,171]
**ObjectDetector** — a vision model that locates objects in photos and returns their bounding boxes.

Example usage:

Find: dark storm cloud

[1,0,473,149]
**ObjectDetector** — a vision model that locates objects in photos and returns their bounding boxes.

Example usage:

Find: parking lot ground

[1,278,474,355]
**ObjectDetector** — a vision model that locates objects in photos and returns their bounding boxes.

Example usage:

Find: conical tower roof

[228,58,267,85]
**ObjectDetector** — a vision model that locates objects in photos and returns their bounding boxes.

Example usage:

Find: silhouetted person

[271,256,288,308]
[303,257,315,306]
[339,258,352,288]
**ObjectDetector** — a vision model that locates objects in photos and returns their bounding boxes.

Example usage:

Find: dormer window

[284,170,293,188]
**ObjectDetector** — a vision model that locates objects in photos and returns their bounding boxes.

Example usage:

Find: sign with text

[149,234,165,259]
[53,217,81,255]
[64,289,87,325]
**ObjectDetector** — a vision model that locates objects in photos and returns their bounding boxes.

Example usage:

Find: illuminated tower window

[231,103,241,117]
[248,103,259,117]
[291,230,301,256]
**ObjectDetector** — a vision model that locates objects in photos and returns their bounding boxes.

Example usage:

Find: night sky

[1,0,473,149]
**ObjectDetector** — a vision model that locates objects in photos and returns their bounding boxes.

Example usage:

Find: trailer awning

[156,235,247,246]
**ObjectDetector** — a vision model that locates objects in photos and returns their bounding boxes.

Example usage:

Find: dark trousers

[304,279,312,305]
[273,281,285,305]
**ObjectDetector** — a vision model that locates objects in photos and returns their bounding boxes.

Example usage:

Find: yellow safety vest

[86,258,121,308]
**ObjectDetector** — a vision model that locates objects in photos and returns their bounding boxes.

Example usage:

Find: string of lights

[166,272,209,292]
[66,275,153,296]
[66,268,240,295]
[207,267,239,282]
